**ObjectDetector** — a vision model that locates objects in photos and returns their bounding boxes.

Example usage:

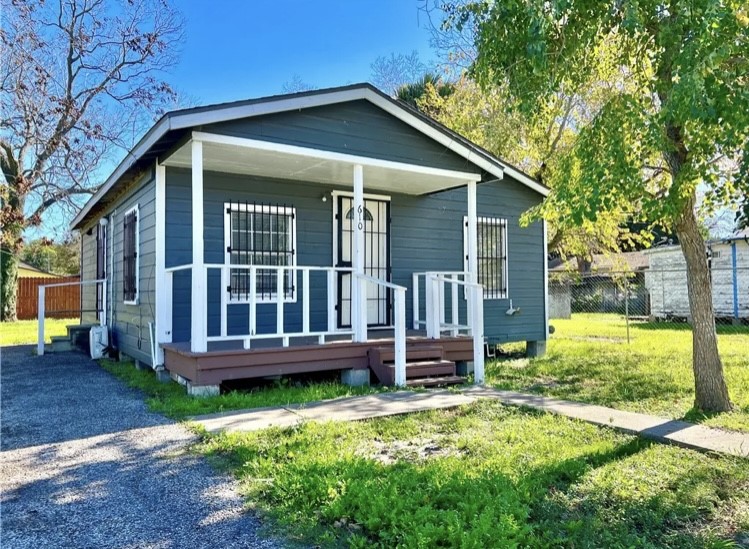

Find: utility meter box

[89,325,109,359]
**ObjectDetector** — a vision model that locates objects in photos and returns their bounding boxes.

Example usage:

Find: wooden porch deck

[162,331,474,388]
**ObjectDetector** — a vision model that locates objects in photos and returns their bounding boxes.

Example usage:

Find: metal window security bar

[465,216,507,299]
[336,195,391,327]
[123,209,138,302]
[226,201,296,301]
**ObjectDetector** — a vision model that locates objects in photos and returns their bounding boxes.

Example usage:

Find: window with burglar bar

[463,216,508,299]
[123,206,139,304]
[225,202,296,302]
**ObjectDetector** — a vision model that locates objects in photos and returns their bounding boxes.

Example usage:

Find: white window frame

[224,202,297,303]
[123,205,140,305]
[463,215,509,300]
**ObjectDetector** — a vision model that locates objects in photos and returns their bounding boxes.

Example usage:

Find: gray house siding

[390,179,545,343]
[166,168,336,342]
[203,100,482,176]
[80,225,98,324]
[165,167,545,344]
[79,170,156,365]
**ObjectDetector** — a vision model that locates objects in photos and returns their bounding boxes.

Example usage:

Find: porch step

[384,359,456,378]
[406,375,467,388]
[369,345,445,364]
[367,344,459,385]
[49,335,73,352]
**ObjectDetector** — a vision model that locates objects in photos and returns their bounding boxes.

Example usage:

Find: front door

[335,194,391,328]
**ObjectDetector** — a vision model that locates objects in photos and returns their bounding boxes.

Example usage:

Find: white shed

[644,234,749,321]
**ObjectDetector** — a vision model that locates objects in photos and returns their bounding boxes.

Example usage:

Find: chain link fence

[548,267,749,342]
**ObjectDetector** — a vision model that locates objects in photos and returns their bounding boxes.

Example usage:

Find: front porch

[156,131,492,392]
[163,333,475,395]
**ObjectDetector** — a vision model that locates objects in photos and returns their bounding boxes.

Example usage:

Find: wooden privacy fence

[17,276,80,320]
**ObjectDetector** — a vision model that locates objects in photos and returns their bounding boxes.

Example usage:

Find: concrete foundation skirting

[341,368,370,387]
[154,369,172,383]
[455,361,474,376]
[525,340,547,357]
[187,383,221,397]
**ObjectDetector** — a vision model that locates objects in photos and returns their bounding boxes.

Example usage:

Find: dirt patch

[360,437,465,465]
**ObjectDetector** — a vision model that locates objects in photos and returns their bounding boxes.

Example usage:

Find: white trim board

[71,85,547,230]
[189,131,482,183]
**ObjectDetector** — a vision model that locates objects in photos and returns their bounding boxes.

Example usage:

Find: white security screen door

[335,194,390,328]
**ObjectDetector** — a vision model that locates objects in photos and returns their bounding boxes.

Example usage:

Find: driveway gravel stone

[0,345,284,548]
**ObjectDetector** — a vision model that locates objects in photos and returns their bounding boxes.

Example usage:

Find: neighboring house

[71,83,550,394]
[18,260,56,278]
[548,251,650,319]
[645,232,749,321]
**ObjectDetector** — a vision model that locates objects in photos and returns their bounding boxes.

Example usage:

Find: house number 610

[357,205,363,230]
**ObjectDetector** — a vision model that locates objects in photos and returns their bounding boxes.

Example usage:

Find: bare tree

[418,0,477,74]
[281,74,316,94]
[0,0,183,321]
[370,51,427,96]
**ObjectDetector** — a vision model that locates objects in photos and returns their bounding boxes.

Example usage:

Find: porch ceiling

[161,132,483,195]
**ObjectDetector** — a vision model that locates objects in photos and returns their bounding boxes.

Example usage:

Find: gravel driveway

[0,345,283,549]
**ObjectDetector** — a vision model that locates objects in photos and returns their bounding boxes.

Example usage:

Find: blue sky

[29,1,436,240]
[171,0,435,104]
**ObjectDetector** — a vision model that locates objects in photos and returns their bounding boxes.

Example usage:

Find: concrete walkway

[193,390,475,433]
[192,387,749,459]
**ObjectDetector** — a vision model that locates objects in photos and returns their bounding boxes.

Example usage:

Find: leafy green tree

[21,235,80,276]
[450,0,749,411]
[417,76,643,259]
[396,73,455,110]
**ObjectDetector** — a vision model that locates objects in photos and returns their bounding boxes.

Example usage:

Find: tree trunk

[0,245,19,322]
[675,194,732,412]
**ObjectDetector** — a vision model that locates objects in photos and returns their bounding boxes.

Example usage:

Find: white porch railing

[37,278,106,356]
[412,271,471,335]
[165,264,354,349]
[163,263,410,386]
[412,271,485,384]
[355,273,408,387]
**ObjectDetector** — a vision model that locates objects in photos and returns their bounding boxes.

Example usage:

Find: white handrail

[355,273,408,387]
[37,278,106,356]
[413,271,484,384]
[164,264,193,273]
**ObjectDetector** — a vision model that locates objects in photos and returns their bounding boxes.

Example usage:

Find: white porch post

[191,140,207,352]
[352,164,367,342]
[466,181,478,282]
[154,162,171,365]
[467,180,484,383]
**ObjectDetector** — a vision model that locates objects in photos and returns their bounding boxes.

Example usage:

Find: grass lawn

[488,314,749,432]
[98,338,749,548]
[0,317,77,346]
[99,359,383,419]
[197,401,749,548]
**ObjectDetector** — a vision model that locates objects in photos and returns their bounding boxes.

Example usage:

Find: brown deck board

[163,335,474,387]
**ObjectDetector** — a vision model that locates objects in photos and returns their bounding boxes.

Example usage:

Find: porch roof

[162,132,482,194]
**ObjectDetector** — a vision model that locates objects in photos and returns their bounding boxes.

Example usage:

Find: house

[645,232,749,322]
[18,260,56,278]
[548,251,650,318]
[69,84,550,395]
